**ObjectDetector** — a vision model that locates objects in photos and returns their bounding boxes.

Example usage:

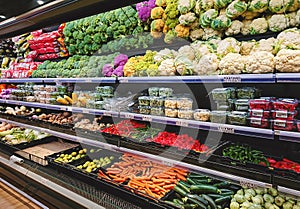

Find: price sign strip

[277,130,300,143]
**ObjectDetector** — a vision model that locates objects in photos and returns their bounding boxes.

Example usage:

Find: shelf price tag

[82,109,89,114]
[176,120,189,127]
[223,76,242,83]
[104,112,112,117]
[142,115,152,122]
[239,179,257,189]
[162,160,174,167]
[218,125,235,134]
[124,113,134,119]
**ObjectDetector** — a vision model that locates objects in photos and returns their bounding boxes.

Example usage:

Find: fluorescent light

[0,15,6,19]
[37,0,44,5]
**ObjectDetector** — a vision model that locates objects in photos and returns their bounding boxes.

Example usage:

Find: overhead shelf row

[1,73,300,84]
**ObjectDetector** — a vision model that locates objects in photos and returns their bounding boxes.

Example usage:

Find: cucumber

[164,200,184,208]
[220,191,234,196]
[219,189,233,193]
[202,194,217,209]
[190,185,221,194]
[187,178,197,185]
[186,196,207,209]
[174,185,187,197]
[213,181,230,188]
[215,196,232,204]
[207,194,224,200]
[173,198,184,205]
[188,173,209,179]
[186,194,208,206]
[195,179,212,184]
[177,181,191,193]
[183,204,198,209]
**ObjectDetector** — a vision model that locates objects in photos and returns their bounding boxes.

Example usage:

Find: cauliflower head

[248,0,269,13]
[175,55,195,75]
[241,11,260,20]
[179,12,197,26]
[277,28,300,49]
[175,24,190,38]
[287,0,300,12]
[158,58,177,75]
[201,0,215,10]
[191,41,215,59]
[202,27,223,40]
[240,40,256,55]
[252,37,281,55]
[211,15,232,30]
[194,53,220,75]
[189,28,205,41]
[178,45,196,60]
[217,37,241,57]
[226,0,248,19]
[275,49,300,72]
[241,19,252,35]
[178,0,196,14]
[154,48,177,63]
[245,51,275,73]
[151,7,165,19]
[219,53,245,74]
[268,0,294,13]
[268,14,289,32]
[249,17,268,34]
[225,20,243,36]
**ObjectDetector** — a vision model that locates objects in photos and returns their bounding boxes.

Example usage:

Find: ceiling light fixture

[37,0,44,5]
[0,15,6,19]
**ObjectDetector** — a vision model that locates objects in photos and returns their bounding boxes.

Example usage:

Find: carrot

[145,182,155,197]
[176,173,186,181]
[163,184,175,189]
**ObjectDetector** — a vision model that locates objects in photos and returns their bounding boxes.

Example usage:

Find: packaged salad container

[177,97,193,109]
[248,117,270,129]
[273,98,298,111]
[139,106,151,114]
[149,97,164,107]
[211,88,232,101]
[178,109,193,119]
[96,86,114,95]
[159,87,173,97]
[210,111,228,124]
[249,109,270,118]
[150,107,164,116]
[193,109,210,121]
[164,97,177,109]
[148,87,159,96]
[95,101,104,109]
[236,87,260,99]
[216,99,235,111]
[234,99,250,111]
[228,111,248,125]
[165,108,178,118]
[249,99,273,110]
[138,96,150,106]
[273,119,295,131]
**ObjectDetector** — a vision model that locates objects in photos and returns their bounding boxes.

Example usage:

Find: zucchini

[177,181,191,193]
[220,189,233,193]
[188,173,209,179]
[186,194,208,206]
[202,194,217,209]
[194,179,212,184]
[220,191,234,196]
[164,200,184,208]
[187,178,197,185]
[174,198,184,205]
[190,185,221,194]
[207,194,224,200]
[213,181,230,188]
[185,196,207,209]
[215,196,232,204]
[183,204,198,209]
[174,185,187,197]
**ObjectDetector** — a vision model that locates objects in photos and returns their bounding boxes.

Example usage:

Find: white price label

[218,126,235,134]
[40,177,48,185]
[122,79,129,83]
[240,180,257,189]
[274,130,280,135]
[66,107,73,112]
[276,110,288,118]
[142,115,152,122]
[85,79,92,83]
[252,109,263,117]
[223,76,242,83]
[176,120,189,127]
[82,109,89,114]
[124,113,134,119]
[162,160,174,167]
[104,112,112,117]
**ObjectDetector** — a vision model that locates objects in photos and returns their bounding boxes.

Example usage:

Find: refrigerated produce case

[0,1,300,209]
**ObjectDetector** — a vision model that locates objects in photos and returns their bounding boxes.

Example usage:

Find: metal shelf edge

[277,185,300,198]
[276,130,300,143]
[276,73,300,83]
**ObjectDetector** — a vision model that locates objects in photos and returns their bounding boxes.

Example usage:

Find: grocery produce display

[0,0,300,208]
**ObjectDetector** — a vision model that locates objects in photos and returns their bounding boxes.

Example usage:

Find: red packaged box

[249,99,273,110]
[249,109,270,118]
[271,110,297,120]
[273,119,296,131]
[273,98,298,111]
[248,117,270,129]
